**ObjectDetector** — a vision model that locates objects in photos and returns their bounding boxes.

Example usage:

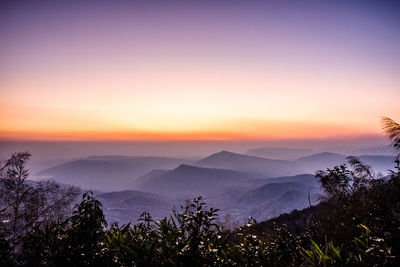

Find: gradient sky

[1,0,399,141]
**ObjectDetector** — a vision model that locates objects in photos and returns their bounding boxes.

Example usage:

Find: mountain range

[246,147,314,160]
[135,164,267,198]
[195,151,301,177]
[37,155,191,191]
[34,149,397,223]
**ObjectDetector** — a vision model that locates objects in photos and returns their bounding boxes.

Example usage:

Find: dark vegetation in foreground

[1,117,400,266]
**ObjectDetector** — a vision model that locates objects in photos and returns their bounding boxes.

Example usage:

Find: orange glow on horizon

[0,119,383,142]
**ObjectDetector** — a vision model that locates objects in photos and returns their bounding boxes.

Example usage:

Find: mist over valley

[3,140,395,225]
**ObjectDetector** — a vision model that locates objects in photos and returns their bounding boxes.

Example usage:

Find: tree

[0,152,80,263]
[382,116,400,153]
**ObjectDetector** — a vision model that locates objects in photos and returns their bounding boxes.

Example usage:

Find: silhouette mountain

[37,156,191,191]
[246,147,314,160]
[295,152,396,175]
[195,151,301,177]
[230,175,321,221]
[348,146,397,156]
[265,174,317,185]
[358,155,397,175]
[296,152,346,163]
[136,164,268,198]
[35,151,396,224]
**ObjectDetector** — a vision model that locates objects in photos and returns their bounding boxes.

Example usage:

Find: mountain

[35,151,397,224]
[348,146,397,156]
[246,147,314,160]
[233,179,321,222]
[295,152,347,172]
[95,190,172,224]
[239,182,315,205]
[136,164,268,198]
[195,151,397,180]
[195,151,301,177]
[358,155,397,175]
[37,156,191,191]
[265,174,317,185]
[296,152,346,164]
[295,152,397,175]
[100,172,321,224]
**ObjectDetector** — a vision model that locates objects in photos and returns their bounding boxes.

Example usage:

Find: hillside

[37,156,190,191]
[246,147,314,160]
[295,152,397,175]
[135,170,322,223]
[95,190,172,224]
[195,151,301,177]
[136,164,268,198]
[265,174,317,185]
[359,155,397,174]
[348,145,397,156]
[231,178,321,222]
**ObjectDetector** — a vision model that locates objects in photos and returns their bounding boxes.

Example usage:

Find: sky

[0,0,399,141]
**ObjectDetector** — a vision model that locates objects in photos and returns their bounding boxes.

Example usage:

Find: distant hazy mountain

[93,171,319,224]
[95,190,172,224]
[37,156,191,191]
[246,147,314,160]
[245,189,311,222]
[195,151,302,177]
[35,151,397,224]
[136,164,268,198]
[194,150,397,179]
[239,182,310,205]
[265,174,317,185]
[233,178,321,222]
[296,152,346,163]
[358,155,397,175]
[295,152,347,171]
[138,169,168,181]
[204,174,321,223]
[295,152,397,175]
[348,146,397,156]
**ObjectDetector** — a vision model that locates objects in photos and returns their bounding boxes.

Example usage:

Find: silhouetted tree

[0,152,80,263]
[382,116,400,153]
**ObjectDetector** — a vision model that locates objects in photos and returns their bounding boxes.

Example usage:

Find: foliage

[382,117,400,151]
[1,160,400,266]
[20,192,109,266]
[0,152,80,264]
[301,238,341,267]
[105,197,227,266]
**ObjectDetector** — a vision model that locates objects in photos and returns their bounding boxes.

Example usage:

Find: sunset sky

[1,0,399,141]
